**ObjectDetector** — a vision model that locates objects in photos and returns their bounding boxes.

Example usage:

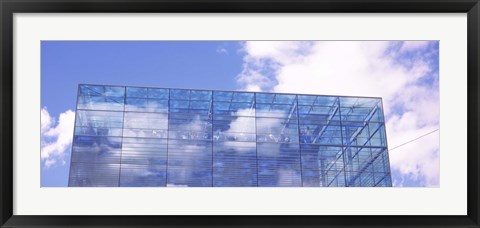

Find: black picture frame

[1,0,479,227]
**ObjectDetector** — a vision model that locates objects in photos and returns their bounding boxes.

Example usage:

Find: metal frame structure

[69,84,392,187]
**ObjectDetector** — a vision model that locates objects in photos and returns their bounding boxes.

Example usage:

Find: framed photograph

[1,0,479,227]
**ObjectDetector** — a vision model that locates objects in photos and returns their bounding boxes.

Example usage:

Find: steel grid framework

[68,84,392,187]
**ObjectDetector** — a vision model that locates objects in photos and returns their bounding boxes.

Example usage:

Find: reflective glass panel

[71,136,122,164]
[213,141,257,187]
[69,163,120,187]
[77,85,125,111]
[121,138,167,165]
[70,85,391,187]
[120,164,166,187]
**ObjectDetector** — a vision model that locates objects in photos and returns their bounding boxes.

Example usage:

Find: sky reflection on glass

[69,84,391,187]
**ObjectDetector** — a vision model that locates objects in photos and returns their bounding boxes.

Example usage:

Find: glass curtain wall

[69,84,392,187]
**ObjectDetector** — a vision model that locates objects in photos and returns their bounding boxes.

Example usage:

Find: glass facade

[68,84,392,187]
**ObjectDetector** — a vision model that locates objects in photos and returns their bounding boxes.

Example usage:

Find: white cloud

[216,47,228,55]
[41,108,53,133]
[386,111,440,187]
[219,109,256,153]
[41,108,75,168]
[218,108,301,186]
[243,41,313,64]
[237,41,439,187]
[219,108,288,156]
[237,41,314,92]
[167,115,212,186]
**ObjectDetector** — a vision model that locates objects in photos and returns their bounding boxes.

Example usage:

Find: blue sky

[41,41,439,187]
[41,41,243,186]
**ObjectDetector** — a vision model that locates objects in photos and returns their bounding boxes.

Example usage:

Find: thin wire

[389,129,439,151]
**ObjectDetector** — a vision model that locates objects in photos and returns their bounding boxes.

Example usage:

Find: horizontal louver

[69,85,392,187]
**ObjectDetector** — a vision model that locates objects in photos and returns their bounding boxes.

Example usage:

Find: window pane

[71,136,122,164]
[126,87,148,98]
[69,163,120,187]
[124,112,168,130]
[170,89,190,100]
[340,97,382,122]
[190,90,212,101]
[213,91,233,101]
[121,137,167,165]
[301,145,344,187]
[257,142,301,187]
[125,98,168,112]
[213,141,257,187]
[120,164,166,187]
[255,93,275,104]
[167,139,212,187]
[148,88,169,99]
[255,104,291,118]
[77,95,124,111]
[76,110,123,128]
[75,110,123,137]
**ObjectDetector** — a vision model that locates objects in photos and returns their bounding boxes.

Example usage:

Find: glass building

[68,84,392,187]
